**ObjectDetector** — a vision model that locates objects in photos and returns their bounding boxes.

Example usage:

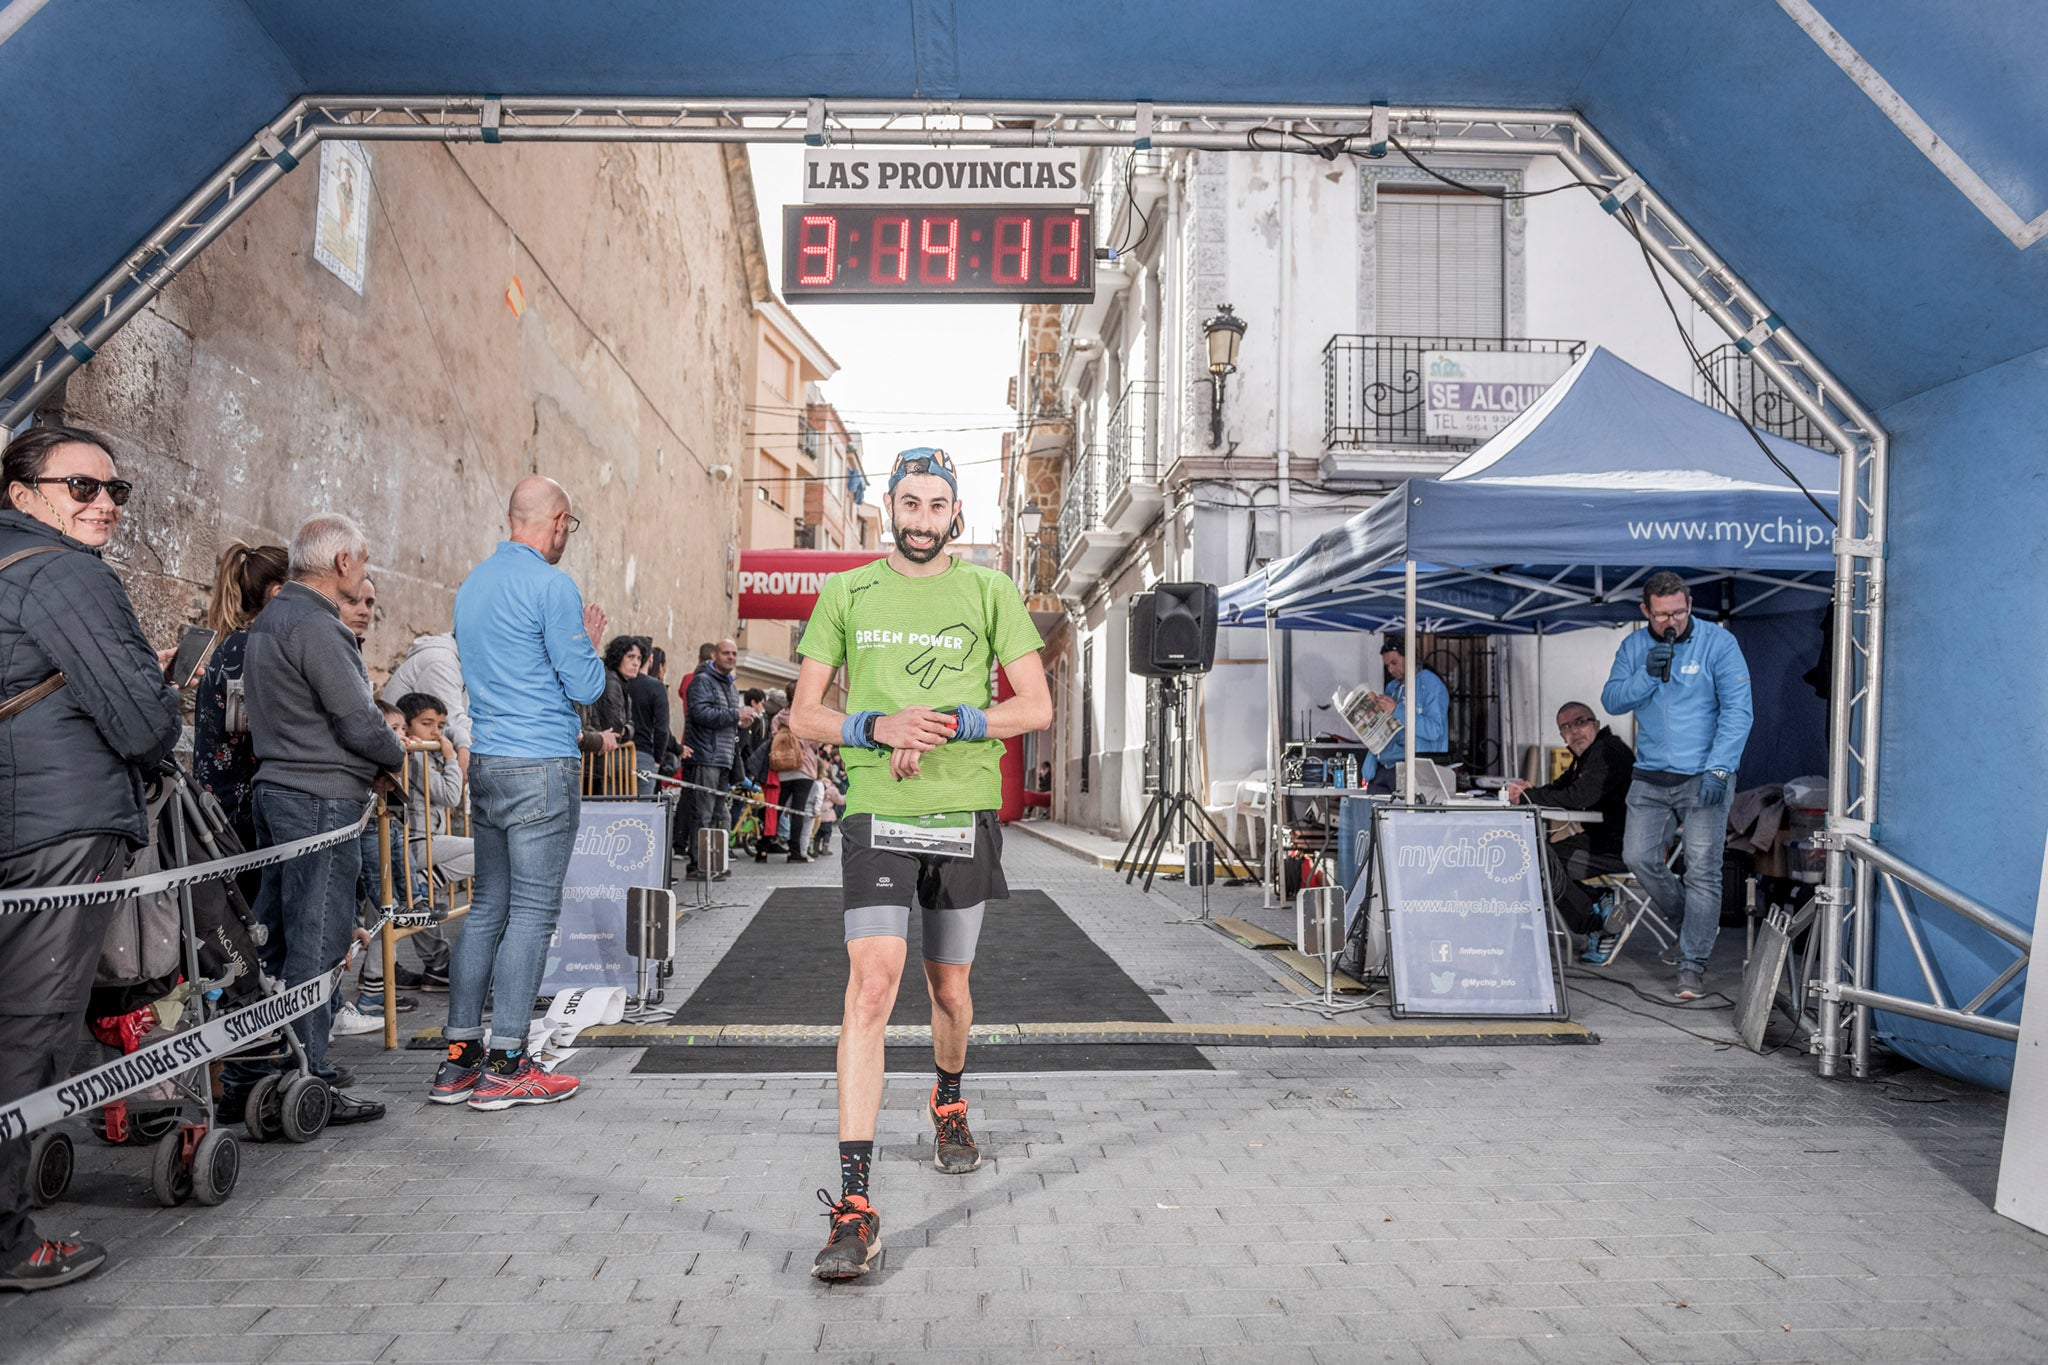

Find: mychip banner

[1377,805,1565,1018]
[541,799,671,996]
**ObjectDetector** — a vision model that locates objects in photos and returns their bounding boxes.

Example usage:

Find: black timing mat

[661,886,1210,1072]
[631,1044,1211,1074]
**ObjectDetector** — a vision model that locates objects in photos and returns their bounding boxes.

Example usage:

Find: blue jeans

[250,783,370,1074]
[1623,774,1731,975]
[446,754,580,1049]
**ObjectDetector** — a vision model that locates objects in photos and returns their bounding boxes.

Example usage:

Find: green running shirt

[798,556,1044,819]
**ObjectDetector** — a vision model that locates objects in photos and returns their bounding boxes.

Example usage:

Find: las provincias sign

[803,148,1085,204]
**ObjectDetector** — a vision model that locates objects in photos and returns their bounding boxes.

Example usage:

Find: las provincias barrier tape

[0,918,387,1143]
[0,809,372,914]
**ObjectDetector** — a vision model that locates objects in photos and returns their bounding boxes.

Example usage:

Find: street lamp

[1203,303,1247,448]
[1018,501,1045,592]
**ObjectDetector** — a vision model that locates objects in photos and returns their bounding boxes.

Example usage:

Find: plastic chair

[1204,780,1241,849]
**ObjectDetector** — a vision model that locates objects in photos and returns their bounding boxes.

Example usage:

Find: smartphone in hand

[166,625,218,689]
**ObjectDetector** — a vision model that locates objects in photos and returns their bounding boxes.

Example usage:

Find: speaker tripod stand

[1116,673,1250,894]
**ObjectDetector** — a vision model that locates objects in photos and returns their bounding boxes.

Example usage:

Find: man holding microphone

[1600,572,1752,1001]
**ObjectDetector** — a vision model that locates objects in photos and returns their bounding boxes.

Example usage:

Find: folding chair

[1584,867,1680,968]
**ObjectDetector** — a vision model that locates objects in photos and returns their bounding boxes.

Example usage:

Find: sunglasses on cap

[889,447,957,492]
[21,475,134,507]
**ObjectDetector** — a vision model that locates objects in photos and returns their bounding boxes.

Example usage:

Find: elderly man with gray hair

[229,512,406,1126]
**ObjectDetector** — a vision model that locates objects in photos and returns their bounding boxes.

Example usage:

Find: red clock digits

[919,215,960,284]
[992,214,1031,285]
[870,216,910,284]
[1041,216,1081,285]
[797,215,837,286]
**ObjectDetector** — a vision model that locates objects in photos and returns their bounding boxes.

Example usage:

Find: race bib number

[870,811,976,859]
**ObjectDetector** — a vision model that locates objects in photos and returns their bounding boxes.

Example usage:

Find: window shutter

[1377,193,1504,338]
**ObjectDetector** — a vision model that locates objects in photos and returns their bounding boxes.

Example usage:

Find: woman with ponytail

[194,539,290,845]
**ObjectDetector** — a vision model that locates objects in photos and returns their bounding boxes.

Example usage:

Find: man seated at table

[1364,637,1450,793]
[1506,701,1635,962]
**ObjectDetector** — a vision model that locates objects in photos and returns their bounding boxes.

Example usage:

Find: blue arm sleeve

[1704,635,1755,775]
[1600,635,1658,715]
[542,576,606,706]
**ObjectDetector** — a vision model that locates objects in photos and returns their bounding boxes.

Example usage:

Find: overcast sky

[748,145,1017,545]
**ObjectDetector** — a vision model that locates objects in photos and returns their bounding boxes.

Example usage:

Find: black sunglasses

[24,475,134,507]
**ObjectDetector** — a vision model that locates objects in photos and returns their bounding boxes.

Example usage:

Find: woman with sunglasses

[0,422,183,1293]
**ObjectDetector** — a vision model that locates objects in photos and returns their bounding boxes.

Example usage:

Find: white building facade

[1000,143,1799,841]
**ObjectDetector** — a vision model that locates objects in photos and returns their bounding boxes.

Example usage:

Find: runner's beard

[892,517,950,564]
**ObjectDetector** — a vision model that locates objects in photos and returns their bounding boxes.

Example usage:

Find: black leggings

[778,778,814,857]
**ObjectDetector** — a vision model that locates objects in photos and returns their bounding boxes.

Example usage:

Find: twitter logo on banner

[1429,971,1455,993]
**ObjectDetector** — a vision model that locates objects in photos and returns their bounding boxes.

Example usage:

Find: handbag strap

[0,544,70,722]
[0,544,66,575]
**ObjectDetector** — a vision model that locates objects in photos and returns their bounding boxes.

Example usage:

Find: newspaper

[1333,684,1402,755]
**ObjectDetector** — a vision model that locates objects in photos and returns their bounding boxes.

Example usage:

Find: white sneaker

[330,1000,382,1038]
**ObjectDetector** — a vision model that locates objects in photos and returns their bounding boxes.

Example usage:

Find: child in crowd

[339,696,472,1033]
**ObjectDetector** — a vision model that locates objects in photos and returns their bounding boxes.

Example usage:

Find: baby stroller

[25,766,332,1213]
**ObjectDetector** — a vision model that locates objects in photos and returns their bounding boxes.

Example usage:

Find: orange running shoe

[810,1189,882,1281]
[928,1085,983,1173]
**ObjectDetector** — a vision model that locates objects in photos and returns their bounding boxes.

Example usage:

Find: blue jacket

[682,659,743,769]
[453,542,605,759]
[1601,618,1753,777]
[1371,667,1450,762]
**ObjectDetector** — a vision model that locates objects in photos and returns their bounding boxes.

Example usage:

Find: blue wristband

[841,710,884,750]
[948,704,988,743]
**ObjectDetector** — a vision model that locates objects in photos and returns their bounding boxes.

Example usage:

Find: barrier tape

[0,808,373,914]
[648,770,827,824]
[0,922,382,1142]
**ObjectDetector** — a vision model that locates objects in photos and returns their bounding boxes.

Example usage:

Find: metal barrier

[375,739,475,1049]
[582,742,641,797]
[1814,834,2032,1052]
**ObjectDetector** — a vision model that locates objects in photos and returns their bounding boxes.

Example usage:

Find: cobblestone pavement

[12,836,2047,1363]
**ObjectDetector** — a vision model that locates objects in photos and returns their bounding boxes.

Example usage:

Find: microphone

[1651,626,1677,682]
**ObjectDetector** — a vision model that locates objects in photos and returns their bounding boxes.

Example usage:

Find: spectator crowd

[0,423,754,1293]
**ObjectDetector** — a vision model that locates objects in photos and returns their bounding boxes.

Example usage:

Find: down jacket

[682,659,744,769]
[0,508,183,857]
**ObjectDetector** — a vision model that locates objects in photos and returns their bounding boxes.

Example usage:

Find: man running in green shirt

[790,447,1052,1282]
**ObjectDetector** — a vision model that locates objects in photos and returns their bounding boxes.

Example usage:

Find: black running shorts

[838,811,1008,963]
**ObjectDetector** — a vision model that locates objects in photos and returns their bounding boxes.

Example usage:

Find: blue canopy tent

[1218,344,1836,836]
[1219,347,1839,636]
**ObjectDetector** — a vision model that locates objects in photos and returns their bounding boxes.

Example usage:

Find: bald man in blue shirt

[432,477,607,1112]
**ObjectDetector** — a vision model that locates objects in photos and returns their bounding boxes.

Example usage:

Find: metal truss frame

[0,94,1982,1079]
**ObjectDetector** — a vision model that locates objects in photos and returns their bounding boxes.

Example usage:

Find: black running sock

[486,1047,524,1076]
[838,1140,874,1200]
[449,1040,483,1068]
[935,1064,964,1107]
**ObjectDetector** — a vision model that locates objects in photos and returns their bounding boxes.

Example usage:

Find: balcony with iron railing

[1055,451,1100,571]
[797,423,822,462]
[1693,343,1837,452]
[1103,379,1164,533]
[1323,335,1586,451]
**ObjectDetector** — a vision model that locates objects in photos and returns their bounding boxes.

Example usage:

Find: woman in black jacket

[577,635,640,791]
[0,423,183,1292]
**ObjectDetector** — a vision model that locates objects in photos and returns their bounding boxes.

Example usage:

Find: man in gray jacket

[678,638,757,877]
[240,513,405,1124]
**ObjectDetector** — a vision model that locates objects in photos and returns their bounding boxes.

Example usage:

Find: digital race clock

[781,205,1096,303]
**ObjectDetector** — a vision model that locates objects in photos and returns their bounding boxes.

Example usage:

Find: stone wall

[54,138,759,677]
